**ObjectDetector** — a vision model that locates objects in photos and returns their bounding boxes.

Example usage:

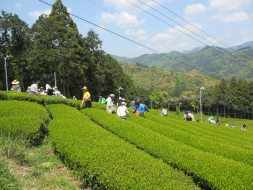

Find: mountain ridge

[113,41,253,80]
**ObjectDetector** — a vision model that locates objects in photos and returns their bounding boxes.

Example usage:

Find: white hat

[110,94,115,97]
[82,86,88,90]
[121,101,126,105]
[12,80,19,85]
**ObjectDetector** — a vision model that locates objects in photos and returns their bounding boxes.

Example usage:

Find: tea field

[0,91,252,189]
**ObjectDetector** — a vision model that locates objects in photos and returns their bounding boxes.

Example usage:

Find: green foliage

[0,4,137,99]
[128,111,253,166]
[0,91,81,108]
[0,158,21,190]
[47,104,199,190]
[121,63,217,101]
[0,11,30,90]
[116,46,253,80]
[0,100,49,144]
[82,108,253,190]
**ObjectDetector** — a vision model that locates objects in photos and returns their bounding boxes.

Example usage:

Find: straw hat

[121,101,126,105]
[82,86,88,91]
[12,80,19,85]
[110,94,115,97]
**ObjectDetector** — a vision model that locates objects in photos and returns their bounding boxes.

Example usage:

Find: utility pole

[4,55,9,91]
[200,86,205,122]
[54,72,57,87]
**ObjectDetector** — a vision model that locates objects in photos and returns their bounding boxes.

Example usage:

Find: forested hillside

[114,44,253,80]
[121,63,217,97]
[0,0,136,99]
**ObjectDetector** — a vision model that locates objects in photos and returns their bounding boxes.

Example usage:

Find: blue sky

[1,0,253,57]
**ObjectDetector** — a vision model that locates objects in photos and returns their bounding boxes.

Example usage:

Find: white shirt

[46,84,52,92]
[107,97,113,108]
[117,105,129,117]
[161,108,167,116]
[188,113,195,121]
[30,83,38,94]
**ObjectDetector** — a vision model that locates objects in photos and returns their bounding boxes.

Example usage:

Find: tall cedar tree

[28,0,87,97]
[0,11,30,90]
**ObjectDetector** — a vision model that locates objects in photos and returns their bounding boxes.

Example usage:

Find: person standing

[80,86,92,108]
[160,107,168,116]
[30,81,39,95]
[106,94,116,113]
[133,100,147,117]
[11,80,21,92]
[117,102,129,119]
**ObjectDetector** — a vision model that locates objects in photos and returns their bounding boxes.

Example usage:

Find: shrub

[0,101,49,145]
[47,104,199,190]
[82,108,253,190]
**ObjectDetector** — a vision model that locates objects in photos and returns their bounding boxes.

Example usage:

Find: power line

[127,0,251,67]
[149,0,232,49]
[126,0,208,47]
[133,0,218,47]
[37,0,220,80]
[149,0,252,60]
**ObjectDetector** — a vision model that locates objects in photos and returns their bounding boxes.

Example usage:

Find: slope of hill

[113,42,253,80]
[121,63,218,97]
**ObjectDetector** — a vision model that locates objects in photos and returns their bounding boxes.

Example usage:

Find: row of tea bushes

[0,91,80,108]
[0,101,49,144]
[47,104,199,190]
[127,114,253,166]
[82,108,253,190]
[146,111,253,151]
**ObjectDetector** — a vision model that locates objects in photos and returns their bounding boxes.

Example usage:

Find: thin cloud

[211,11,250,23]
[124,28,149,40]
[185,3,206,15]
[28,8,51,19]
[100,11,143,28]
[209,0,252,11]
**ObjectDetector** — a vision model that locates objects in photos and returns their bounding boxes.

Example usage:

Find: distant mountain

[227,41,253,51]
[113,42,253,80]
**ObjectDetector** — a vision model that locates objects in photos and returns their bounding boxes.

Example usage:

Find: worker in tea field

[11,80,21,92]
[107,94,116,113]
[241,124,247,131]
[117,102,129,119]
[80,86,92,108]
[133,100,147,117]
[160,107,168,116]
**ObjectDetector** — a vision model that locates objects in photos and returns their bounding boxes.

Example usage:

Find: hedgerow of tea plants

[47,104,199,190]
[82,108,253,190]
[0,91,80,108]
[127,114,253,166]
[0,101,49,144]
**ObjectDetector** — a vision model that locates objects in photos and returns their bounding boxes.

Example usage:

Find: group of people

[225,123,248,131]
[10,79,66,98]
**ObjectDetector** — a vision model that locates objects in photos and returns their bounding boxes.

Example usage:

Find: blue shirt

[134,104,146,113]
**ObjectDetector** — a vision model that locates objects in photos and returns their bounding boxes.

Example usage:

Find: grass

[0,134,85,190]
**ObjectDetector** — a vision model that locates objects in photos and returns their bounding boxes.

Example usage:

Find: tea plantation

[0,91,252,189]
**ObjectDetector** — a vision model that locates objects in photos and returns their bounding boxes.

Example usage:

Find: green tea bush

[128,113,253,166]
[146,111,253,151]
[83,108,253,190]
[0,101,49,144]
[0,91,80,109]
[47,104,199,190]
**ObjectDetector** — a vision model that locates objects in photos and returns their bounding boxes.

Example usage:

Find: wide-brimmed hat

[12,80,19,85]
[82,86,88,90]
[121,101,126,105]
[110,94,115,97]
